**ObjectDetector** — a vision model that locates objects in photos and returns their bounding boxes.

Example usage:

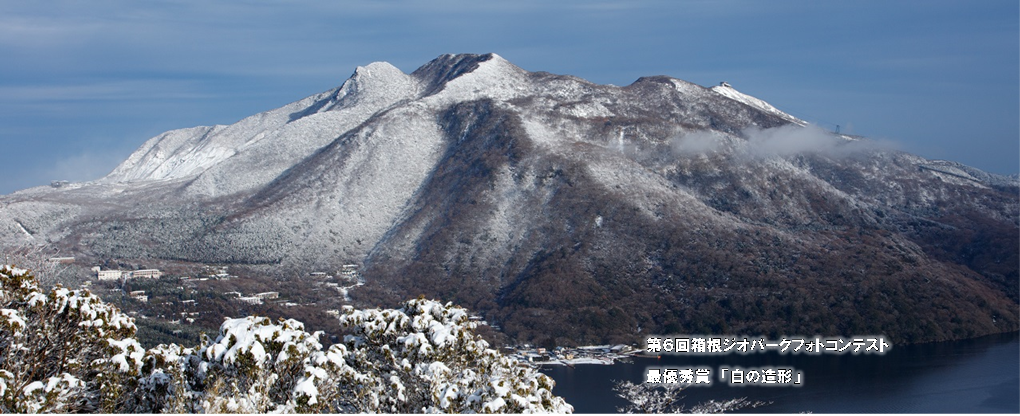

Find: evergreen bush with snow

[0,265,142,412]
[336,298,570,413]
[613,380,767,414]
[0,266,572,413]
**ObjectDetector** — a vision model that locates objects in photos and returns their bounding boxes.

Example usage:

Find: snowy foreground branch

[0,266,572,413]
[613,380,768,414]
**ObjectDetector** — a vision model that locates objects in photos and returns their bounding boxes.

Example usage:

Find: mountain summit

[2,53,1017,345]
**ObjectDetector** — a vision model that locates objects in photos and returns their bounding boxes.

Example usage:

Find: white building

[237,296,263,305]
[129,290,148,303]
[128,269,162,279]
[339,264,360,281]
[95,267,162,281]
[97,269,124,281]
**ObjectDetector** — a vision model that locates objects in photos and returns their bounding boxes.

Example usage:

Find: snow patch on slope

[558,100,613,119]
[257,104,450,265]
[583,149,711,223]
[709,82,806,126]
[104,125,227,182]
[455,164,534,270]
[105,87,337,184]
[0,201,82,246]
[919,160,1018,188]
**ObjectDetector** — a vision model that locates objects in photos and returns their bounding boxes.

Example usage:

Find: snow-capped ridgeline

[103,125,227,183]
[102,84,345,184]
[8,52,1013,248]
[74,52,1003,200]
[100,54,532,197]
[101,53,807,196]
[709,82,806,126]
[102,63,424,196]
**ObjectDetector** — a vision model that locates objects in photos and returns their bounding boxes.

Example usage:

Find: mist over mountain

[2,53,1016,345]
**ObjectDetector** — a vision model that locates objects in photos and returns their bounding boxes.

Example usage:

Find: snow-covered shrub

[139,316,376,413]
[129,298,574,413]
[0,265,141,413]
[0,265,573,413]
[337,298,573,413]
[613,380,767,414]
[0,265,366,413]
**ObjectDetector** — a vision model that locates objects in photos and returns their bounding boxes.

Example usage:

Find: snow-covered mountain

[2,53,1016,345]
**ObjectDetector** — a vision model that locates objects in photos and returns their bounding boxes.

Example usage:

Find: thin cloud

[738,124,898,159]
[670,130,728,157]
[0,13,104,48]
[1,150,129,194]
[47,151,130,184]
[0,80,214,102]
[667,124,899,160]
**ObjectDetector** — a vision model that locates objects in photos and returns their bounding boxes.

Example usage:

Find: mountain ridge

[1,53,1016,345]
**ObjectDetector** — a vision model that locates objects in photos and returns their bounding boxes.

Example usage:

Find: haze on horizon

[0,0,1016,195]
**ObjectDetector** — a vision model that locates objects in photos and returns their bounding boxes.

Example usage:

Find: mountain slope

[1,53,1016,345]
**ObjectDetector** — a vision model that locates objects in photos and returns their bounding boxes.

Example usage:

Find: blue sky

[1,0,1017,194]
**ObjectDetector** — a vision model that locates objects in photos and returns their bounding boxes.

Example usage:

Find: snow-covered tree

[0,265,143,413]
[334,298,573,413]
[130,299,572,413]
[130,316,373,413]
[0,265,573,413]
[613,380,766,414]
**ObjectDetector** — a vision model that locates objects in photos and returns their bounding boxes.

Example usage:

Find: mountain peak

[352,61,404,79]
[411,53,519,96]
[335,60,417,102]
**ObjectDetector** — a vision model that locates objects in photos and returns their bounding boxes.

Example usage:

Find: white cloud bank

[669,124,898,160]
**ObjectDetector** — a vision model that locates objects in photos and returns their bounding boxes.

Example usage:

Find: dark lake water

[541,332,1019,413]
